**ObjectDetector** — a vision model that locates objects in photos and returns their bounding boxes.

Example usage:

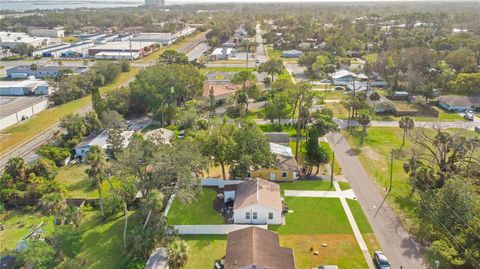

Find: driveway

[327,132,426,269]
[284,63,308,82]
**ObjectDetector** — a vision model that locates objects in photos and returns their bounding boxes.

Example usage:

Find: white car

[464,112,474,121]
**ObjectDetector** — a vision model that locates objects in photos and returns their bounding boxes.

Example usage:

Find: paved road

[255,23,267,64]
[327,132,426,269]
[0,34,205,169]
[187,41,208,61]
[284,62,308,82]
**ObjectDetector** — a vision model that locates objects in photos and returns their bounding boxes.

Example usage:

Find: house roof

[330,69,357,79]
[233,178,282,211]
[269,142,293,157]
[264,132,290,145]
[274,154,298,172]
[282,49,302,55]
[439,95,480,106]
[75,130,134,149]
[225,227,296,269]
[202,81,240,98]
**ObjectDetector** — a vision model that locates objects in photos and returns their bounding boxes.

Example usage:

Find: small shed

[390,91,410,101]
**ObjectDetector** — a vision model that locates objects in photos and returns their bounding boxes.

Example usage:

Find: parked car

[474,126,480,133]
[255,59,260,64]
[464,112,475,121]
[178,130,185,139]
[373,251,391,269]
[313,266,338,269]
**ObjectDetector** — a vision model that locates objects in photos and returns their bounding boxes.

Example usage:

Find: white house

[438,95,480,112]
[210,47,235,60]
[232,178,283,225]
[330,69,357,86]
[74,130,134,158]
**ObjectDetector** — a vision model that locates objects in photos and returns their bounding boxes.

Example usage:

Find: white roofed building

[74,130,134,158]
[0,79,50,96]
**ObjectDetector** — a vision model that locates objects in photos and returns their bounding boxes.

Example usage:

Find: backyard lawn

[0,209,55,252]
[258,123,296,137]
[181,235,227,269]
[270,197,352,234]
[167,187,224,225]
[0,68,140,156]
[55,164,102,198]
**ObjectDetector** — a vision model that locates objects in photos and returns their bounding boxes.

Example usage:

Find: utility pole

[246,39,249,70]
[330,151,335,187]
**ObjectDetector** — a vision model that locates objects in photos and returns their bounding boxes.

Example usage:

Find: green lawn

[204,67,256,73]
[61,36,80,43]
[0,209,55,252]
[167,187,224,225]
[57,211,140,269]
[346,127,418,219]
[363,53,378,62]
[320,141,342,175]
[338,181,351,191]
[347,199,373,234]
[258,123,297,137]
[314,89,346,100]
[270,197,352,234]
[55,164,102,198]
[279,180,335,192]
[181,235,227,269]
[324,102,349,119]
[0,68,140,156]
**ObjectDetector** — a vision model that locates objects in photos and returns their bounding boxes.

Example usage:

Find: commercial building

[29,26,65,38]
[0,31,50,49]
[145,0,165,6]
[7,65,88,79]
[94,51,140,60]
[0,96,49,130]
[34,40,94,58]
[210,47,235,60]
[88,41,157,58]
[131,33,175,45]
[0,79,50,96]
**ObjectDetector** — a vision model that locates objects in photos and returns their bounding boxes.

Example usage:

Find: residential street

[327,132,426,269]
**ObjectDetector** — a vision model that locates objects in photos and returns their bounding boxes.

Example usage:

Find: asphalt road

[0,34,205,169]
[327,132,426,269]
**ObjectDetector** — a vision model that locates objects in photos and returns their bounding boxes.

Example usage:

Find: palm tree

[357,113,371,145]
[86,145,108,219]
[399,116,415,146]
[30,63,38,78]
[167,238,190,269]
[38,192,67,224]
[258,59,284,82]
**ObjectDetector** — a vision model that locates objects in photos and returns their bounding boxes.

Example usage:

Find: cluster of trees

[402,127,480,268]
[50,61,127,105]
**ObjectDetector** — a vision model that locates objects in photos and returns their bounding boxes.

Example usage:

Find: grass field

[61,36,80,43]
[280,234,368,269]
[315,89,347,100]
[324,102,349,119]
[0,209,55,252]
[57,211,139,269]
[181,235,227,269]
[346,127,417,219]
[347,199,373,233]
[279,180,336,192]
[258,123,297,137]
[0,68,140,156]
[55,164,113,198]
[270,197,352,234]
[167,187,224,225]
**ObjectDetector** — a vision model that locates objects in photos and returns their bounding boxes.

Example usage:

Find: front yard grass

[280,234,368,269]
[0,68,139,156]
[181,235,227,269]
[270,197,352,234]
[324,102,349,119]
[279,180,335,192]
[347,199,373,234]
[167,187,224,225]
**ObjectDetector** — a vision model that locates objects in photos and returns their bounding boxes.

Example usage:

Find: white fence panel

[173,224,268,235]
[201,179,243,188]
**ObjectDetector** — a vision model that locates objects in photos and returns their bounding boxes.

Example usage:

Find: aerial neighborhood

[0,1,479,269]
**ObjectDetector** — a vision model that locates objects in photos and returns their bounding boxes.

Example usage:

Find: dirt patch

[279,234,368,269]
[363,147,383,163]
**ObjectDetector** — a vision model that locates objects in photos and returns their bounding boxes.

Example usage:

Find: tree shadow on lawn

[67,179,96,197]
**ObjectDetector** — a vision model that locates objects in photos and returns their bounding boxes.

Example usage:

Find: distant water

[0,0,144,11]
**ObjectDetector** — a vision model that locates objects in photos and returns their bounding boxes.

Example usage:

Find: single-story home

[251,142,298,181]
[74,129,134,158]
[389,91,410,101]
[346,82,370,92]
[198,81,242,106]
[144,128,174,144]
[231,178,283,225]
[330,69,357,86]
[438,95,480,112]
[225,226,296,269]
[210,47,236,60]
[282,49,303,58]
